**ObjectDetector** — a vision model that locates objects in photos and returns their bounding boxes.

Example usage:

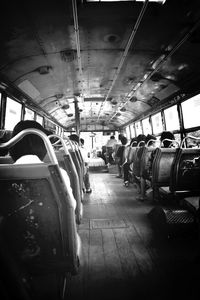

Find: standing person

[80,138,92,193]
[105,135,118,165]
[115,136,128,179]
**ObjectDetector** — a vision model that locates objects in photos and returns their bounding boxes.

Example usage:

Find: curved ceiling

[0,0,200,131]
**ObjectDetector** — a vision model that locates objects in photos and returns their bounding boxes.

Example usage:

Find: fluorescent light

[18,80,40,99]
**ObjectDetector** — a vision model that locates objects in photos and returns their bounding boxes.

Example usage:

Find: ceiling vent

[60,50,76,62]
[36,65,52,75]
[56,93,64,99]
[129,96,137,102]
[62,104,70,110]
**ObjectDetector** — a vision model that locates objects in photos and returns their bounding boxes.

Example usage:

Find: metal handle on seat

[48,134,70,155]
[0,128,58,164]
[180,135,200,148]
[161,139,180,148]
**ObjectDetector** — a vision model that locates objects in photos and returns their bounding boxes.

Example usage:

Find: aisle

[68,171,199,300]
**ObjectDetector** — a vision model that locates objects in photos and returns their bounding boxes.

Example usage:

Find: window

[5,98,22,130]
[151,112,163,135]
[36,114,43,125]
[125,126,131,140]
[24,107,35,120]
[135,121,143,136]
[182,94,200,129]
[142,117,152,135]
[164,105,180,131]
[130,124,135,138]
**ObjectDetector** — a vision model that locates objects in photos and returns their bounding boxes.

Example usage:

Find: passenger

[80,138,92,193]
[9,120,76,210]
[115,136,128,178]
[123,137,137,186]
[105,135,118,165]
[160,131,175,148]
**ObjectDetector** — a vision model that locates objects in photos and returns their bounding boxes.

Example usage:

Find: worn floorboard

[68,169,200,300]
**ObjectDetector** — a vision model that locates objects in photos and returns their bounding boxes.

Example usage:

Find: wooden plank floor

[67,168,200,300]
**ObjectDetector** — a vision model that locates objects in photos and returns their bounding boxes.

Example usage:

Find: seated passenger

[160,131,175,148]
[9,120,76,210]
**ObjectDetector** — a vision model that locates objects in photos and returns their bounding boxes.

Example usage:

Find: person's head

[80,138,84,145]
[69,134,79,144]
[9,120,47,162]
[160,131,175,148]
[137,134,146,146]
[121,136,127,145]
[145,134,156,147]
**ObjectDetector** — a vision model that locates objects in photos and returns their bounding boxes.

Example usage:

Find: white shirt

[14,155,76,210]
[106,138,118,149]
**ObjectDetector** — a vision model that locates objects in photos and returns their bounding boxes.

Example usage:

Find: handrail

[48,134,70,155]
[130,141,137,147]
[146,139,156,147]
[180,135,200,148]
[137,141,145,147]
[161,138,180,148]
[0,128,58,165]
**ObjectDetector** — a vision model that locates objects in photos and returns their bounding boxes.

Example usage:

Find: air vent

[35,65,52,75]
[56,94,64,99]
[60,49,76,62]
[129,96,137,102]
[62,104,69,110]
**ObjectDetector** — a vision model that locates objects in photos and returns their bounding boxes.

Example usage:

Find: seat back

[132,146,146,177]
[69,149,84,191]
[151,148,178,188]
[54,150,82,224]
[127,146,137,164]
[140,147,157,180]
[0,156,14,164]
[0,163,80,275]
[170,148,200,194]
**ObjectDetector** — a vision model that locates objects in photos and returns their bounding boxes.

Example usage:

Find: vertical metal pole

[74,98,80,136]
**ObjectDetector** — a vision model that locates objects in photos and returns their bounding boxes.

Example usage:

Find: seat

[151,148,178,202]
[56,150,83,224]
[0,129,81,298]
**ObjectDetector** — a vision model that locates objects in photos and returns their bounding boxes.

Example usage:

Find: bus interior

[0,0,200,299]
